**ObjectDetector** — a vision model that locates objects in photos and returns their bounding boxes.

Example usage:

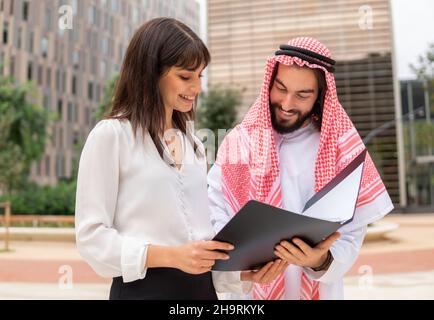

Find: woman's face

[158,65,205,113]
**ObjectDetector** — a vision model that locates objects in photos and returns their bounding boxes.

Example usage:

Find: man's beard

[270,102,313,134]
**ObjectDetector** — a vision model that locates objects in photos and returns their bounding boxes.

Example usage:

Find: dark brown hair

[107,17,210,159]
[310,68,327,130]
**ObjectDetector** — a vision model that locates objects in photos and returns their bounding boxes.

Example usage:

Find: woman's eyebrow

[180,67,205,74]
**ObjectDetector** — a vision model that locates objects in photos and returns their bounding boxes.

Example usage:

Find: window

[46,67,51,87]
[88,81,93,100]
[101,37,108,56]
[16,26,22,48]
[45,156,51,176]
[73,130,79,146]
[72,75,77,95]
[0,52,4,74]
[109,16,114,34]
[28,31,34,53]
[56,69,60,90]
[22,1,29,21]
[72,0,78,16]
[68,102,77,122]
[27,61,32,81]
[85,107,90,126]
[38,65,43,85]
[10,55,14,76]
[91,55,96,75]
[56,153,65,178]
[36,160,41,176]
[41,36,48,58]
[43,93,50,109]
[100,61,106,78]
[44,8,52,31]
[3,21,8,44]
[88,6,96,24]
[68,102,73,122]
[62,71,66,92]
[95,84,100,102]
[72,51,79,69]
[57,99,63,119]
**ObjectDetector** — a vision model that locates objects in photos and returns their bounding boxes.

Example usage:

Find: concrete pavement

[0,213,433,299]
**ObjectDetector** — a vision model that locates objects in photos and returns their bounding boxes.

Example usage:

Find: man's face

[269,64,319,134]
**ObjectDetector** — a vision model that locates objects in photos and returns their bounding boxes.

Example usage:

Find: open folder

[212,148,367,271]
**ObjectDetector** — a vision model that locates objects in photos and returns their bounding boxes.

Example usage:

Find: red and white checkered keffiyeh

[215,37,387,300]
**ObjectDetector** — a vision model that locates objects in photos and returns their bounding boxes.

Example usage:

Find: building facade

[207,0,401,206]
[0,0,200,185]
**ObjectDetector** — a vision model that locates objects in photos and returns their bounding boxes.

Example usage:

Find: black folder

[212,149,367,271]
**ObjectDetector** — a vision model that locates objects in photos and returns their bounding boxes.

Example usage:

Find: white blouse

[75,119,250,294]
[208,123,394,299]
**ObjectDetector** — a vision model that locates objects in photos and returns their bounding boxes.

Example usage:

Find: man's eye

[276,85,286,92]
[180,76,190,80]
[297,94,309,99]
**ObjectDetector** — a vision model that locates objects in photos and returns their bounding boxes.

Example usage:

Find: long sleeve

[207,164,234,234]
[208,164,253,295]
[303,191,394,283]
[75,120,149,283]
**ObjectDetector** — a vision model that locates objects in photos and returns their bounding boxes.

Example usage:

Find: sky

[391,0,434,79]
[196,0,434,80]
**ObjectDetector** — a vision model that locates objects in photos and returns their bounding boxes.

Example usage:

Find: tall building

[0,0,200,186]
[208,0,402,206]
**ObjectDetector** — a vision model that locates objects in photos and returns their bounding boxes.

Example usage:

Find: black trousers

[109,268,218,300]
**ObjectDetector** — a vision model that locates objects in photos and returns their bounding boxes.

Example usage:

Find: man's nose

[281,94,295,110]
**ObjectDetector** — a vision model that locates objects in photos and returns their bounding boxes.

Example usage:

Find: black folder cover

[212,149,367,271]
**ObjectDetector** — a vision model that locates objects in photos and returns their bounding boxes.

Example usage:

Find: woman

[75,17,287,300]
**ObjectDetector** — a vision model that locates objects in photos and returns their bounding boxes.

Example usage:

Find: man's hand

[240,259,288,284]
[274,232,340,269]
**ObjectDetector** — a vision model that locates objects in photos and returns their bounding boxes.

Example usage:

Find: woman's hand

[274,232,340,269]
[240,259,289,284]
[173,240,234,274]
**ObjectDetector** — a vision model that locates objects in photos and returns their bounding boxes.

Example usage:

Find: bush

[0,180,76,215]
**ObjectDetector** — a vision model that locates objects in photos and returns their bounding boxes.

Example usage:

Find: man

[207,37,394,300]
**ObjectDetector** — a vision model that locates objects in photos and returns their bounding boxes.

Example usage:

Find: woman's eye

[180,76,190,81]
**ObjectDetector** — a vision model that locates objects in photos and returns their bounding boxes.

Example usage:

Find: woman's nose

[192,79,202,94]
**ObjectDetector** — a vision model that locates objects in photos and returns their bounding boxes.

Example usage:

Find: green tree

[196,86,241,139]
[0,76,50,194]
[409,43,434,155]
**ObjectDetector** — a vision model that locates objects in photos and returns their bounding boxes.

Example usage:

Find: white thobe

[207,123,394,299]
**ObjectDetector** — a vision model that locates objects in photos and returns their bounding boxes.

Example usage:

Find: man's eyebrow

[274,78,287,89]
[296,89,315,94]
[275,78,315,94]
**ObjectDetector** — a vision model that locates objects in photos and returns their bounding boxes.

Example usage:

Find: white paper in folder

[301,152,366,223]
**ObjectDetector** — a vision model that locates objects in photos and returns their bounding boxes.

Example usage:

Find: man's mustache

[271,104,301,116]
